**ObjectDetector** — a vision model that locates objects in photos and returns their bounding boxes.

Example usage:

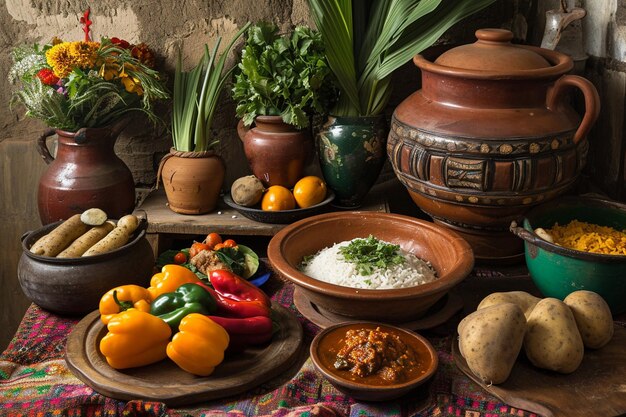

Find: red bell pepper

[207,315,273,346]
[209,270,271,306]
[193,279,271,318]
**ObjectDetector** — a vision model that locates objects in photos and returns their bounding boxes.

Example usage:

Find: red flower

[131,42,155,68]
[80,9,92,42]
[36,68,60,86]
[111,37,131,49]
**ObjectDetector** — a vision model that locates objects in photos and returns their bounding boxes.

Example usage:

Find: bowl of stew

[310,321,438,401]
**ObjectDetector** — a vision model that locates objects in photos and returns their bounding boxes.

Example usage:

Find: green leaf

[307,0,497,116]
[214,247,246,276]
[172,22,250,151]
[231,22,336,127]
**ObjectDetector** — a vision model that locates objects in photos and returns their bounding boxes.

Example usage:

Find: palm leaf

[307,0,361,115]
[307,0,497,116]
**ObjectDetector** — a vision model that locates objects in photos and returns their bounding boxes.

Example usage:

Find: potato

[29,214,90,257]
[231,175,265,207]
[82,215,139,256]
[56,222,115,258]
[477,291,541,320]
[564,290,614,349]
[524,298,584,373]
[458,303,526,384]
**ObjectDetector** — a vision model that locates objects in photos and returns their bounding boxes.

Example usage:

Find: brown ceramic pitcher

[37,122,136,225]
[388,28,600,263]
[237,115,313,188]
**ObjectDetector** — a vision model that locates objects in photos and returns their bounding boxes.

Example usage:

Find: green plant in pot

[232,22,336,188]
[159,23,250,215]
[307,0,497,207]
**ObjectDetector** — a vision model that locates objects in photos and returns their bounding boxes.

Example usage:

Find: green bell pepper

[150,282,217,331]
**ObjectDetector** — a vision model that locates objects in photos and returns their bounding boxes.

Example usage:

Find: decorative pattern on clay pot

[158,148,225,215]
[238,115,313,188]
[37,124,136,225]
[388,28,600,264]
[317,115,388,208]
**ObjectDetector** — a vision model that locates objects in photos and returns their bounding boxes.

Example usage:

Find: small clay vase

[238,115,313,188]
[37,122,136,225]
[158,148,225,215]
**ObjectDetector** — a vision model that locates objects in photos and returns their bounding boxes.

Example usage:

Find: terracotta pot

[317,115,388,208]
[237,115,313,188]
[37,123,136,225]
[158,148,225,214]
[388,28,600,264]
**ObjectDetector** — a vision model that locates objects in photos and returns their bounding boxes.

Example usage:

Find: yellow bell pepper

[166,313,229,376]
[99,284,153,324]
[148,264,201,300]
[99,309,171,369]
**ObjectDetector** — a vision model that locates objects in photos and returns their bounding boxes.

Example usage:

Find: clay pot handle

[509,221,541,245]
[547,74,600,144]
[237,119,250,143]
[36,129,57,165]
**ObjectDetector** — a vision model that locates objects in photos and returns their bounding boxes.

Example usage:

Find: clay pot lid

[435,29,550,71]
[414,28,572,80]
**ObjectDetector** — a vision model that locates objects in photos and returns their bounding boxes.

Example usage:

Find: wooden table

[135,188,389,256]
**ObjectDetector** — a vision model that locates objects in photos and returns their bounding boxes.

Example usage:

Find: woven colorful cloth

[0,280,540,417]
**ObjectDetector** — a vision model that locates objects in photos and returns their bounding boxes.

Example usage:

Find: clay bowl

[310,321,438,401]
[267,212,474,322]
[18,219,155,315]
[510,195,626,314]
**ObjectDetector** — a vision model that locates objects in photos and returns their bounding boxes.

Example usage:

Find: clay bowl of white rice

[267,212,474,322]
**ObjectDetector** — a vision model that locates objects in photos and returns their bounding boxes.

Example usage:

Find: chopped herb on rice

[299,236,437,289]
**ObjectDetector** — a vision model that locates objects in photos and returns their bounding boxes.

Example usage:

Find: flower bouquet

[9,10,170,224]
[8,10,168,131]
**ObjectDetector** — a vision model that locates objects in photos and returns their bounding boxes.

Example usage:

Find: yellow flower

[119,63,144,96]
[46,41,100,78]
[69,41,99,68]
[99,59,120,81]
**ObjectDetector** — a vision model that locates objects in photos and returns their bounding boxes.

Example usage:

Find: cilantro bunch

[339,235,405,276]
[232,22,336,129]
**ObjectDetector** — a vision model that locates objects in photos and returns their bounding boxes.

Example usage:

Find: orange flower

[46,41,99,78]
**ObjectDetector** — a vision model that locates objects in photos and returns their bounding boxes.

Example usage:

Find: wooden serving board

[65,302,303,406]
[452,324,626,417]
[294,288,463,331]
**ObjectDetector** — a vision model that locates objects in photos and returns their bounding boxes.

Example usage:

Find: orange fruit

[261,185,296,211]
[293,176,327,208]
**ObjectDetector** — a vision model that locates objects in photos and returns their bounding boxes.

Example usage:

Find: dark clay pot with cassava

[387,28,601,264]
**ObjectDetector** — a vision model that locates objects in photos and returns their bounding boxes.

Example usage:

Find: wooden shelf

[135,188,389,256]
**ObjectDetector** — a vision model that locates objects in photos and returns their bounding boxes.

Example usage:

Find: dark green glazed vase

[317,115,388,208]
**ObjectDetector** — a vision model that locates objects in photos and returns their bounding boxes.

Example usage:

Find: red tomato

[189,242,211,258]
[223,239,237,248]
[205,232,223,249]
[173,252,187,264]
[213,243,225,251]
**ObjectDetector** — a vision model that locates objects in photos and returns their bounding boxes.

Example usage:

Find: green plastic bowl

[510,196,626,314]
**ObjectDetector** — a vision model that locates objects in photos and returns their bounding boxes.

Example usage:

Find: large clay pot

[317,115,388,208]
[238,115,313,188]
[388,28,600,264]
[158,148,225,214]
[37,123,136,225]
